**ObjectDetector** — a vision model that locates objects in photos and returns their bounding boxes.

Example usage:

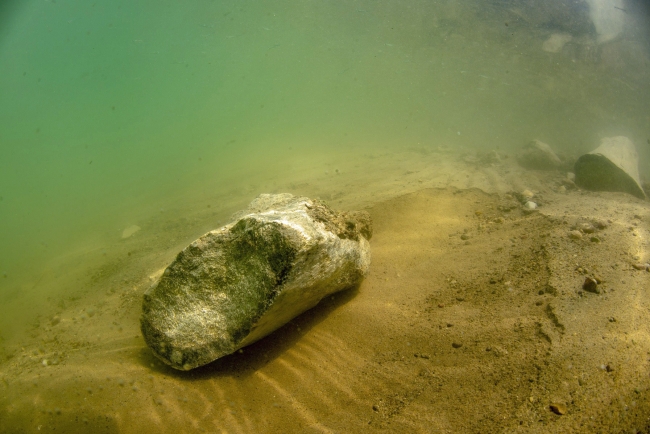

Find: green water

[1,0,649,359]
[1,1,650,432]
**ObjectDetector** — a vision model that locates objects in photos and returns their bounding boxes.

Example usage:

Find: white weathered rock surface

[586,0,625,43]
[542,33,572,53]
[141,193,372,370]
[574,136,646,199]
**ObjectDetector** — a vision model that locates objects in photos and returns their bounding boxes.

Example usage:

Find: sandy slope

[1,149,649,433]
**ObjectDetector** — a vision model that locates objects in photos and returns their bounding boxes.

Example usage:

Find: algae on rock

[140,193,372,370]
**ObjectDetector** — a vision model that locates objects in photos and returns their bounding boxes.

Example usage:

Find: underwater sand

[1,150,649,433]
[1,1,650,432]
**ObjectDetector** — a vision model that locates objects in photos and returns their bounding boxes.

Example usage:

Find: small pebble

[578,222,595,233]
[582,277,599,294]
[593,220,608,229]
[452,342,463,349]
[550,403,566,415]
[568,230,582,240]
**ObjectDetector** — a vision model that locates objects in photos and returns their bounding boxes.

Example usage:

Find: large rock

[574,136,647,200]
[140,193,372,370]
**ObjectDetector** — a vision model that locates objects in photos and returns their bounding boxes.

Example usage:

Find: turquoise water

[2,1,648,287]
[1,0,649,410]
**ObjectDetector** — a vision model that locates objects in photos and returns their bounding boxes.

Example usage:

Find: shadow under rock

[136,283,361,379]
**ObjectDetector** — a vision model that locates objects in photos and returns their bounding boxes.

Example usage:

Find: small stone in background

[521,189,535,200]
[574,136,647,199]
[542,33,572,53]
[578,222,595,234]
[121,225,141,239]
[582,277,599,294]
[593,220,608,230]
[516,140,563,170]
[549,403,567,415]
[569,230,583,240]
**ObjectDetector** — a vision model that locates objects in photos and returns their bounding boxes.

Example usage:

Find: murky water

[1,1,649,431]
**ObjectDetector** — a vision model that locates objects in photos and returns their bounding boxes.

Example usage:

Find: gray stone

[140,193,372,370]
[574,136,647,200]
[516,140,564,170]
